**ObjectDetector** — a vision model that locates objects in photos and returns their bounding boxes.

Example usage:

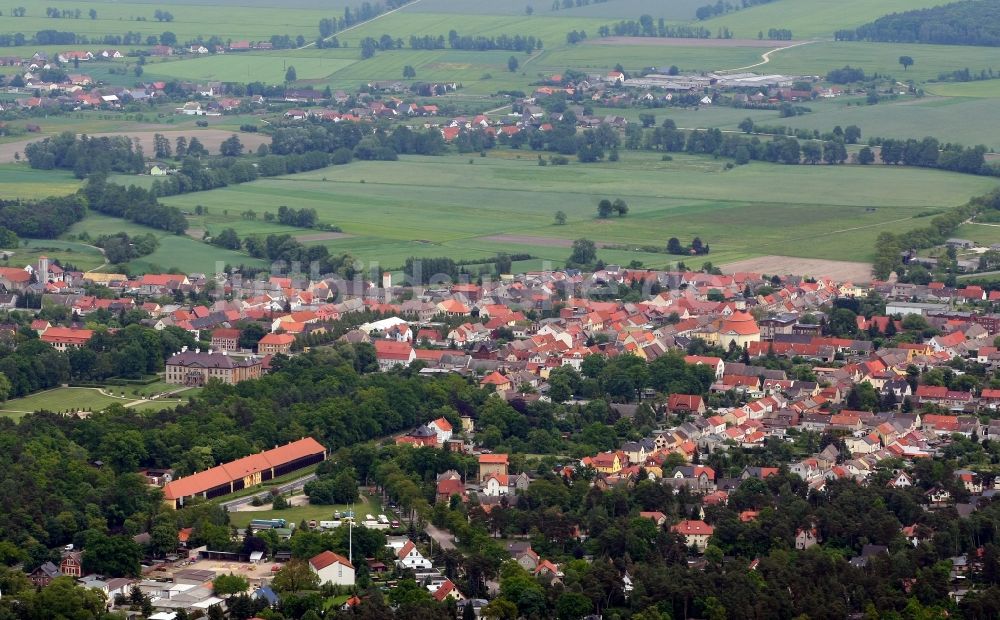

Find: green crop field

[926,80,1000,98]
[407,0,706,20]
[767,42,1000,84]
[699,0,955,39]
[147,52,358,83]
[337,11,608,48]
[0,1,333,43]
[771,97,1000,150]
[0,166,81,199]
[538,42,767,74]
[156,152,998,269]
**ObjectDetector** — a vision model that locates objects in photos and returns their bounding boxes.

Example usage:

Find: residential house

[427,417,453,443]
[478,453,509,482]
[667,394,706,415]
[671,520,714,552]
[309,550,355,586]
[396,540,432,570]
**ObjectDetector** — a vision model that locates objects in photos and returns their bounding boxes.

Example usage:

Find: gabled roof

[310,550,353,570]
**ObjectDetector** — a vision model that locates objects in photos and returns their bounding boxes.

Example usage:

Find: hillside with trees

[838,0,1000,46]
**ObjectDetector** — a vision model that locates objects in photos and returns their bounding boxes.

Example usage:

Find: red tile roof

[310,550,353,570]
[478,453,509,464]
[163,437,325,500]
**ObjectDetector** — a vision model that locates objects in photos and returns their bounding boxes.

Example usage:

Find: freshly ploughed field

[721,256,874,282]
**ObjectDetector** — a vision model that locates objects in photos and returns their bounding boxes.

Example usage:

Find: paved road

[219,473,318,511]
[425,523,456,551]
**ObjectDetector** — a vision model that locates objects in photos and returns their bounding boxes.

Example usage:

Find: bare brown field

[722,255,872,282]
[591,37,798,48]
[0,130,270,163]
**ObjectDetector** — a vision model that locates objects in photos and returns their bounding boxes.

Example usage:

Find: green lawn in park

[0,381,198,420]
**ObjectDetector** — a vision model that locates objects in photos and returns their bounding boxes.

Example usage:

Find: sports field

[155,152,998,270]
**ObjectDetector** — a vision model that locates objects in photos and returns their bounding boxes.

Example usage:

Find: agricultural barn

[162,437,327,509]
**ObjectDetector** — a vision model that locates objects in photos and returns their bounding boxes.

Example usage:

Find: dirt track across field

[0,130,270,163]
[590,37,800,48]
[294,232,354,242]
[722,255,872,282]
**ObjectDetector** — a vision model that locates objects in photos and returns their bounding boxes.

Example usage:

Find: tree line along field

[151,151,999,271]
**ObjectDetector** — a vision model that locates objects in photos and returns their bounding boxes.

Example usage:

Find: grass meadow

[0,165,81,199]
[155,152,999,269]
[767,42,1000,83]
[17,239,106,272]
[66,213,268,274]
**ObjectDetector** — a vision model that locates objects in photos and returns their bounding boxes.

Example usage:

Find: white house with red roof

[395,539,432,570]
[481,472,509,497]
[309,550,354,586]
[427,417,453,443]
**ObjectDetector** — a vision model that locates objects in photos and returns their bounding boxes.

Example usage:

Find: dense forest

[837,0,1000,46]
[0,195,85,238]
[24,132,144,178]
